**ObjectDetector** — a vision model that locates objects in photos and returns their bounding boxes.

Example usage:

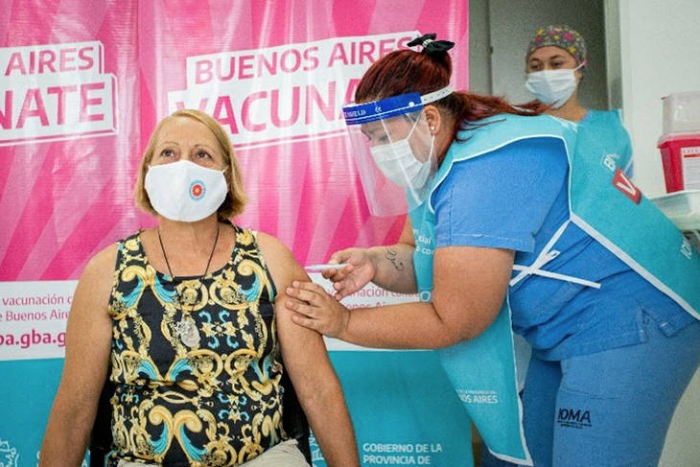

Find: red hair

[355,48,546,140]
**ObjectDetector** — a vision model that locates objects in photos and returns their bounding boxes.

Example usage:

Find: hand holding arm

[287,280,351,338]
[288,246,514,349]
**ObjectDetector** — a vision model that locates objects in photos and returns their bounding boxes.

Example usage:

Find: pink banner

[1,0,468,281]
[0,2,471,465]
[0,0,143,281]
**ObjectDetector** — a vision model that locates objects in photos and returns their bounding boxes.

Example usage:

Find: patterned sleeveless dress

[106,225,287,466]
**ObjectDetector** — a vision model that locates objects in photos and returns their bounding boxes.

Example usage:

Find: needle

[304,263,346,271]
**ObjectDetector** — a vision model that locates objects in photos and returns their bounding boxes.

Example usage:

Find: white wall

[617,0,700,197]
[467,0,491,94]
[616,1,700,465]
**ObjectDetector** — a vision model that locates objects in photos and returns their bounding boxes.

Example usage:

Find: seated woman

[39,109,359,467]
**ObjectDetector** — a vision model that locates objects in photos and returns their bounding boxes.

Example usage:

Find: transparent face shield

[342,86,452,216]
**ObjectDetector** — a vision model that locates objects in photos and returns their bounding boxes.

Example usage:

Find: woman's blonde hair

[134,109,247,221]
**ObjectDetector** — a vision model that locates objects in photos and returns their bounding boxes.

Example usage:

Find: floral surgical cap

[527,25,587,70]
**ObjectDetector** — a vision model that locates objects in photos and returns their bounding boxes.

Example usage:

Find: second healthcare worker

[525,24,633,176]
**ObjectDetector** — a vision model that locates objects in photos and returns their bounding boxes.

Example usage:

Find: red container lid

[657,133,700,147]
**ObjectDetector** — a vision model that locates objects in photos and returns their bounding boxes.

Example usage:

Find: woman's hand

[286,281,350,338]
[322,248,377,299]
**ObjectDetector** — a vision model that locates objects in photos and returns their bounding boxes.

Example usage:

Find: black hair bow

[407,33,454,54]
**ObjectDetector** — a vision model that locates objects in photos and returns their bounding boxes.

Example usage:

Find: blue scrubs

[437,137,700,466]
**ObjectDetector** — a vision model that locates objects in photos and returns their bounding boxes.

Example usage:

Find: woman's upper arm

[41,244,115,460]
[40,245,117,465]
[59,245,116,405]
[256,233,336,390]
[432,246,514,341]
[275,293,335,394]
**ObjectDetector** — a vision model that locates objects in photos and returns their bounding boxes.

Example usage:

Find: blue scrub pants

[481,317,700,467]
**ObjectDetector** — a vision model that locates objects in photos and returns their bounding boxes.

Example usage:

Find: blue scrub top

[432,137,693,360]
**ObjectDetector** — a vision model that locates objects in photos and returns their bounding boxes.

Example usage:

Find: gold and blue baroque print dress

[106,226,286,467]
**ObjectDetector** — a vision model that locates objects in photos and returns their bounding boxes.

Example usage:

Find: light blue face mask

[342,86,452,216]
[525,63,584,108]
[369,116,436,192]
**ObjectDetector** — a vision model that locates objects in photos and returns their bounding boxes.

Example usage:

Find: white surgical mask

[145,160,227,222]
[370,120,434,191]
[525,64,583,109]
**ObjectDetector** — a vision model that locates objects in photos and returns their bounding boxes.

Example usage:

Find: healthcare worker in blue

[525,25,633,176]
[285,33,700,467]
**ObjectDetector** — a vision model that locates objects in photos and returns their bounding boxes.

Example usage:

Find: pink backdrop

[0,2,472,465]
[0,0,468,281]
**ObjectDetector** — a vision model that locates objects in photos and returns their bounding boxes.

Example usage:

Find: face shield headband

[342,85,453,217]
[342,86,454,125]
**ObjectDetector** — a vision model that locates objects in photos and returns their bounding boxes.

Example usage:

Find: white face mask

[370,119,434,190]
[525,64,583,109]
[145,160,228,222]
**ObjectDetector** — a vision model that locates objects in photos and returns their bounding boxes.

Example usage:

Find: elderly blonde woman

[40,109,359,467]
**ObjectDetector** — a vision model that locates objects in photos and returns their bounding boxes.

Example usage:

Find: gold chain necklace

[157,225,220,347]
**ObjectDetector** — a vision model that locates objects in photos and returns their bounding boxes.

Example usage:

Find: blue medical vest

[579,109,633,176]
[409,113,700,465]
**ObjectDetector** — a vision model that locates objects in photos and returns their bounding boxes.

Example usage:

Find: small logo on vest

[557,407,592,429]
[612,168,642,204]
